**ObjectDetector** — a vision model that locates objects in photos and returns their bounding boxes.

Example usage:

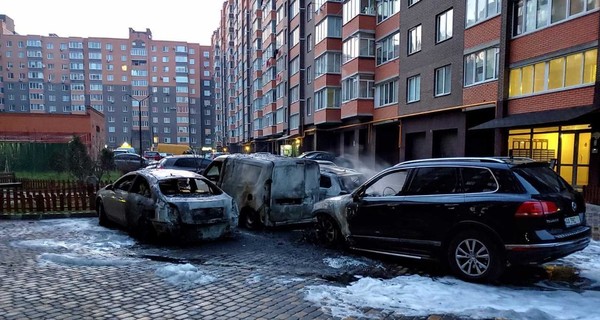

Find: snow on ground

[305,240,600,320]
[323,256,368,269]
[155,263,217,289]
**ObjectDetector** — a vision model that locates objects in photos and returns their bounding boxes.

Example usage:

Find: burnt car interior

[159,178,219,196]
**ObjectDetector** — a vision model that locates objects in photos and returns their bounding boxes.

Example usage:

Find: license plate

[564,215,581,228]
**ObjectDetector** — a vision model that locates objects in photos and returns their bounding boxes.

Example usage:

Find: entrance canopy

[470,105,599,130]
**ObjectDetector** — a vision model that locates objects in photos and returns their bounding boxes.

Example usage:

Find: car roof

[137,168,202,180]
[393,157,536,168]
[320,164,362,177]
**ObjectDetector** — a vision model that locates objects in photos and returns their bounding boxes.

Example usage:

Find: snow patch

[273,276,305,285]
[245,274,262,284]
[555,240,600,283]
[323,257,367,269]
[155,263,216,289]
[39,253,139,267]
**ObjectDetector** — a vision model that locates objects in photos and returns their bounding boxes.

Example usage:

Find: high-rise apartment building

[0,17,214,152]
[216,0,600,189]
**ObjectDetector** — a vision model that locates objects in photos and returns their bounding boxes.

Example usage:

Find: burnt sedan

[96,169,238,242]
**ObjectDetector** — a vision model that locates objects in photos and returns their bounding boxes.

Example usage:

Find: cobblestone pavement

[1,213,598,320]
[0,218,459,320]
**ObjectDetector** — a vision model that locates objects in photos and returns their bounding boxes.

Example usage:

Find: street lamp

[127,93,153,167]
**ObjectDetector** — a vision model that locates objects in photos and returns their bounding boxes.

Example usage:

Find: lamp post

[127,93,152,167]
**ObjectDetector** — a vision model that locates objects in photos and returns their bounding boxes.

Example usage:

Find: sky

[7,218,600,320]
[1,0,225,44]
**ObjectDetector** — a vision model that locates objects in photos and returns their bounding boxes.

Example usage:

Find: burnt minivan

[203,154,320,228]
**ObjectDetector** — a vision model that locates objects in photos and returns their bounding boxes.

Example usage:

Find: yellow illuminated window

[509,69,521,97]
[547,58,564,90]
[521,65,534,94]
[533,63,546,92]
[565,53,583,87]
[583,49,597,84]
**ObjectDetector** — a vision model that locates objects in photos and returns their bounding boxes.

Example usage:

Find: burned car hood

[313,194,353,213]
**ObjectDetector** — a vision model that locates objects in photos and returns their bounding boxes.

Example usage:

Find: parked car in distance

[113,153,149,173]
[203,153,320,229]
[319,164,366,201]
[298,151,354,168]
[143,150,162,161]
[151,155,212,173]
[312,157,591,282]
[96,169,238,242]
[113,147,136,156]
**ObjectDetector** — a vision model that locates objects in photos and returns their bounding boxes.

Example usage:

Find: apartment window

[343,0,376,24]
[289,0,300,18]
[407,75,421,103]
[508,48,597,97]
[315,87,341,110]
[290,85,300,102]
[464,47,499,86]
[306,97,313,115]
[342,74,374,101]
[435,65,452,96]
[315,52,342,77]
[466,0,500,27]
[307,34,313,52]
[290,27,300,47]
[290,57,300,75]
[376,0,400,23]
[512,0,597,36]
[376,32,400,65]
[436,9,453,43]
[315,17,343,44]
[408,25,422,54]
[306,66,312,83]
[343,32,376,63]
[374,79,398,107]
[408,0,420,6]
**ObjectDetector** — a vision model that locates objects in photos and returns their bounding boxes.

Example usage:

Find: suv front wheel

[447,231,504,282]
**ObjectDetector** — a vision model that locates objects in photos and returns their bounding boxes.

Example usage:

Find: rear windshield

[512,165,570,194]
[159,178,221,196]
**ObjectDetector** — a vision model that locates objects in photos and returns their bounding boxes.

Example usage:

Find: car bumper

[153,221,233,242]
[505,229,591,265]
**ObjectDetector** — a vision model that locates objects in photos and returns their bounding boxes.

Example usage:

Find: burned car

[96,169,238,242]
[312,157,591,282]
[319,164,366,201]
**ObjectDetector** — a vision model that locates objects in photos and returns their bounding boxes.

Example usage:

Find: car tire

[98,202,109,227]
[241,208,263,230]
[447,231,504,282]
[317,214,343,247]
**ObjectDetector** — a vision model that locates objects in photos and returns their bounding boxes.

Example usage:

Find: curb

[0,211,97,220]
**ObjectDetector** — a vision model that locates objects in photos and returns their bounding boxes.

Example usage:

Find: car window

[204,162,222,180]
[320,175,332,188]
[159,178,219,196]
[130,176,152,198]
[174,158,197,168]
[113,175,136,191]
[461,167,498,193]
[363,170,408,197]
[512,165,570,193]
[405,167,459,195]
[340,174,365,192]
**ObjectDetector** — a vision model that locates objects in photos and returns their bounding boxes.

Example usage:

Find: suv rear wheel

[447,231,504,282]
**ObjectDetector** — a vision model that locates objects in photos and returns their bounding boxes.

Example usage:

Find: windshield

[340,175,365,193]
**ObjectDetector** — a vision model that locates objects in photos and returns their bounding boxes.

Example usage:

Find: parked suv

[312,157,591,282]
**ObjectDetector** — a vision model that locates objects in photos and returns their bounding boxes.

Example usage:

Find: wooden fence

[583,185,600,206]
[0,178,112,216]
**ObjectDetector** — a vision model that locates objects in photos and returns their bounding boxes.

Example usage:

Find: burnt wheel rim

[319,217,337,243]
[454,238,490,277]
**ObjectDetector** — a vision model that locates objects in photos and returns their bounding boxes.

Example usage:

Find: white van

[203,154,320,228]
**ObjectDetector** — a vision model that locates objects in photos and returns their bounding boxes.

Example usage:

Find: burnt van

[202,153,320,228]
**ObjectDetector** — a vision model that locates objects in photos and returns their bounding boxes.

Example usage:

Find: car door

[346,169,409,249]
[125,175,156,230]
[103,174,137,226]
[397,166,465,252]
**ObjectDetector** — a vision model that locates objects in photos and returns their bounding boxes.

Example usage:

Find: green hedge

[0,142,69,172]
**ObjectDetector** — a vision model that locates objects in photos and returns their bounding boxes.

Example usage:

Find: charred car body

[312,157,591,282]
[319,164,366,201]
[96,169,238,242]
[203,154,320,228]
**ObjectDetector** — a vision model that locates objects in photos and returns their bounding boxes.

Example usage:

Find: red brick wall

[507,87,595,115]
[464,16,502,50]
[510,12,599,62]
[463,81,499,106]
[373,105,398,121]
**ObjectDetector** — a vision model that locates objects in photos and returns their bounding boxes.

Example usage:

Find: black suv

[312,157,591,282]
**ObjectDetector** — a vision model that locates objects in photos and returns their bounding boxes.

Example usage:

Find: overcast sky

[2,0,224,44]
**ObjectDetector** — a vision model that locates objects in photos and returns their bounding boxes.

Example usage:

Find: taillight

[515,200,559,217]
